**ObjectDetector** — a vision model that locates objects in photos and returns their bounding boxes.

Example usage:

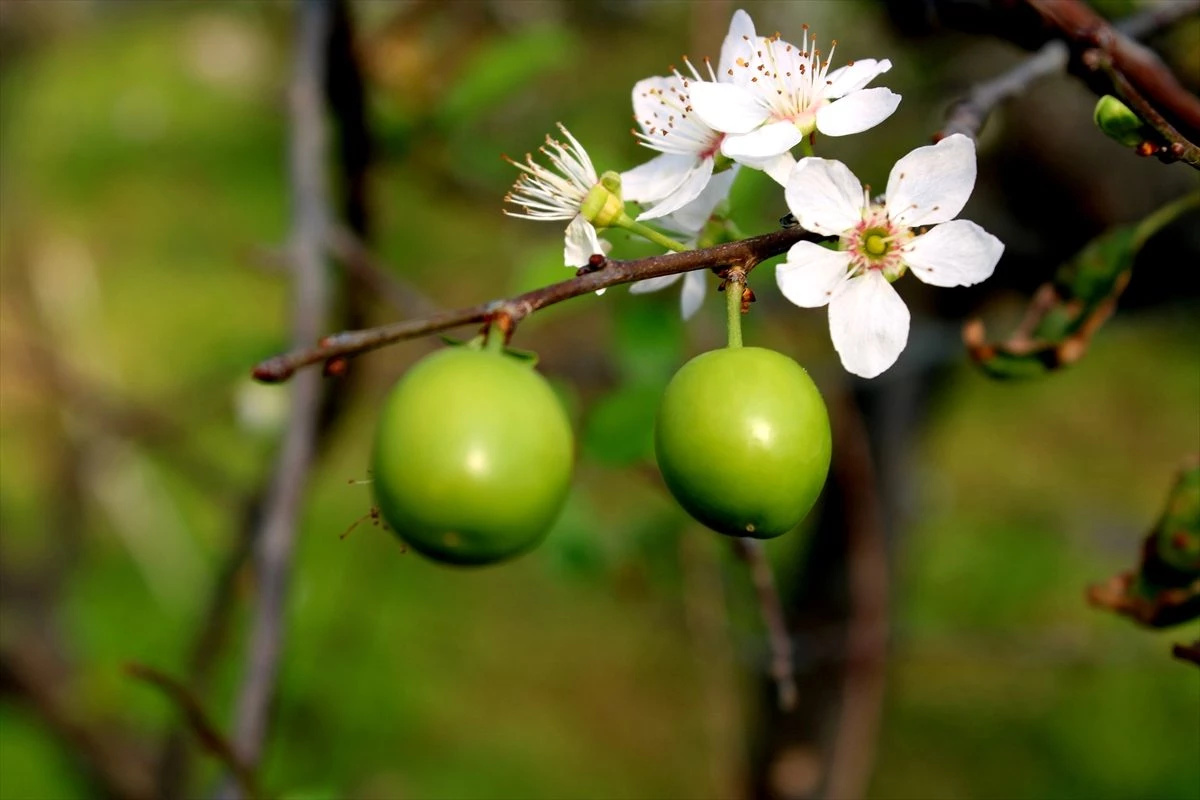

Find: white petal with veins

[689,82,771,134]
[721,121,805,160]
[815,87,901,136]
[637,157,715,221]
[825,59,893,98]
[621,152,695,205]
[828,271,910,379]
[564,214,603,267]
[886,133,976,227]
[904,219,1004,287]
[785,157,866,236]
[776,242,853,308]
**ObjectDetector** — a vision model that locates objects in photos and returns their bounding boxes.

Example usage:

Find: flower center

[843,208,910,281]
[863,232,889,257]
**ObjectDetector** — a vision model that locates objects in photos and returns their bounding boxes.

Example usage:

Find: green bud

[581,171,625,229]
[1094,95,1147,148]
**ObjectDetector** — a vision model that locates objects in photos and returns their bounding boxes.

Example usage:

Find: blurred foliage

[966,192,1200,379]
[1,2,1198,800]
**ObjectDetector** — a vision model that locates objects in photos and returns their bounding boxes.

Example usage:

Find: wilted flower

[504,123,620,268]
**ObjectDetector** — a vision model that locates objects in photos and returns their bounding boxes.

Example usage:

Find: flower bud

[1094,95,1146,148]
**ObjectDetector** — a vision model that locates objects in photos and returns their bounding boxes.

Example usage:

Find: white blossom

[688,11,899,164]
[776,134,1004,378]
[504,123,609,268]
[622,10,798,209]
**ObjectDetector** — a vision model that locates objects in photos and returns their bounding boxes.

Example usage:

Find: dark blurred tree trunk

[745,368,939,800]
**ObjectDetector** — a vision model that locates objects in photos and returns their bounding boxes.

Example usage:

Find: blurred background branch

[0,1,1197,798]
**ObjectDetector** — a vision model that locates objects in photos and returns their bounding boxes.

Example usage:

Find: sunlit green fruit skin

[655,347,831,539]
[371,347,574,566]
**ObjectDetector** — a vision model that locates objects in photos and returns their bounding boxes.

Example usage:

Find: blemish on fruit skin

[746,523,756,534]
[443,531,462,548]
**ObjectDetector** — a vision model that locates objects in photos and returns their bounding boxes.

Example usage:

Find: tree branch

[127,665,264,800]
[938,0,1199,156]
[252,225,818,383]
[228,0,334,779]
[733,538,798,712]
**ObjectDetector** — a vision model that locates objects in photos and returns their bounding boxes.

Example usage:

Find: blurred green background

[1,1,1197,799]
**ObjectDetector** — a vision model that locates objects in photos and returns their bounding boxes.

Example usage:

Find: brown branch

[228,0,335,781]
[1089,53,1200,167]
[938,0,1199,150]
[733,538,798,712]
[126,665,264,800]
[252,225,818,383]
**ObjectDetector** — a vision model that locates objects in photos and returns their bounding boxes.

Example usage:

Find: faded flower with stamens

[776,133,1004,378]
[688,12,899,164]
[504,123,622,269]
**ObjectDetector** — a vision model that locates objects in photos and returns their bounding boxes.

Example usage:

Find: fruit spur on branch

[361,7,1004,565]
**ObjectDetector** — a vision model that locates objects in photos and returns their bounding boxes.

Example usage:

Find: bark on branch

[252,225,820,383]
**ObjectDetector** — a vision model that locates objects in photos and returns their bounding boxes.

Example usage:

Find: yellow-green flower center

[864,232,889,257]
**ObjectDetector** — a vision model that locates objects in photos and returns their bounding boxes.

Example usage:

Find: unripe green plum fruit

[655,347,831,538]
[372,347,574,565]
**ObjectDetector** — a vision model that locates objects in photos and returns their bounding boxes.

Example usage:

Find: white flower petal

[637,157,714,221]
[629,273,683,294]
[737,151,796,186]
[658,165,739,236]
[824,58,892,99]
[564,215,603,267]
[903,219,1004,287]
[632,76,678,136]
[689,81,771,134]
[680,270,707,319]
[784,157,866,236]
[718,9,758,82]
[621,152,696,205]
[776,242,853,308]
[721,121,804,160]
[814,87,901,136]
[886,133,977,227]
[828,271,911,379]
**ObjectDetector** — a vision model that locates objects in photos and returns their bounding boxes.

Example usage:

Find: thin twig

[126,665,264,800]
[252,226,819,383]
[938,0,1199,143]
[939,40,1068,140]
[229,0,334,778]
[732,538,798,712]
